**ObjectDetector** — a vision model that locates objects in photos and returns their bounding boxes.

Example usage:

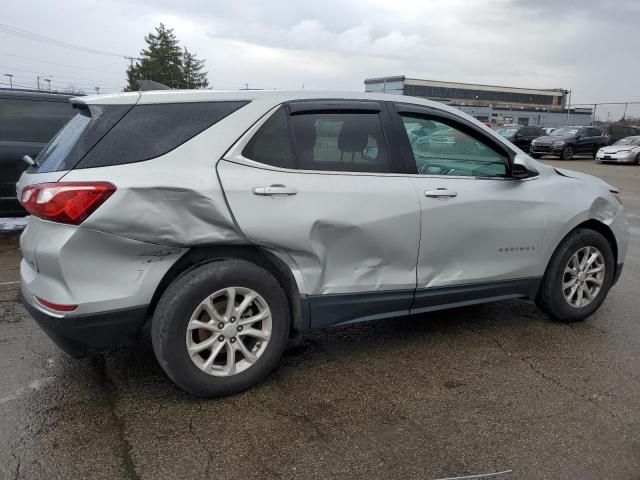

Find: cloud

[1,0,639,117]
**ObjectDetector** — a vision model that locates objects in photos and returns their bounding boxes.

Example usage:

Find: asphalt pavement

[1,158,640,480]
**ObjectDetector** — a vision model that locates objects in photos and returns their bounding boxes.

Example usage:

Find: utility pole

[566,89,572,122]
[94,86,100,94]
[3,73,13,88]
[37,75,40,91]
[43,78,51,92]
[124,56,139,68]
[622,102,628,121]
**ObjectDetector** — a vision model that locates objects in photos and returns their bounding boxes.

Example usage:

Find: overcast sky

[2,0,639,116]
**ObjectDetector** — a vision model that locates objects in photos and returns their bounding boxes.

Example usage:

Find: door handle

[424,188,457,198]
[252,185,298,196]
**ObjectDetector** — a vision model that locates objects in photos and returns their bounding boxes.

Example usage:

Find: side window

[401,114,508,178]
[243,107,295,169]
[289,112,390,173]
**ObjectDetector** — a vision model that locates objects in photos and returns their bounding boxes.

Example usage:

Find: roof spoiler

[137,80,172,91]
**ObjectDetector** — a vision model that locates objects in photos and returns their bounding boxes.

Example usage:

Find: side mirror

[512,163,539,180]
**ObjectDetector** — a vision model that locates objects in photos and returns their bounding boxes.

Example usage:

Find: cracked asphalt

[2,158,640,480]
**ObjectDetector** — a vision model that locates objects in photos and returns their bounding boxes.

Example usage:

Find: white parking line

[0,281,20,286]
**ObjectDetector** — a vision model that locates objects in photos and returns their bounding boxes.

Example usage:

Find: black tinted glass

[33,104,132,173]
[290,112,390,173]
[242,107,295,169]
[0,98,75,142]
[76,101,249,169]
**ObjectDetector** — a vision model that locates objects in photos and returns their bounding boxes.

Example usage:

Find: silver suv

[17,91,629,397]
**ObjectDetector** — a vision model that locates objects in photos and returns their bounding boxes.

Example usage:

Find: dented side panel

[217,159,421,295]
[20,218,187,315]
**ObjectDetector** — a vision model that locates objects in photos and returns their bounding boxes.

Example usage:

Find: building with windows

[364,76,593,128]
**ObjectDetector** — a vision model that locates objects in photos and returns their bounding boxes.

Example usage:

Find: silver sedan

[596,136,640,164]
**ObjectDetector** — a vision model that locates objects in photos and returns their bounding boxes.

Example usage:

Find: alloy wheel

[562,246,605,308]
[185,287,272,376]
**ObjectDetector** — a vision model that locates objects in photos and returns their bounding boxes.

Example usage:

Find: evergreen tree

[126,24,209,91]
[182,48,209,89]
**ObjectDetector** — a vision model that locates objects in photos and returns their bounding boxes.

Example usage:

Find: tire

[635,153,640,165]
[561,145,574,160]
[152,259,290,397]
[531,153,542,159]
[536,228,615,322]
[592,146,599,159]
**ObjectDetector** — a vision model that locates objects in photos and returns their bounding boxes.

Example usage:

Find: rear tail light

[20,182,116,225]
[35,297,78,312]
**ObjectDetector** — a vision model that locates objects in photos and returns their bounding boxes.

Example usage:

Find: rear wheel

[561,145,574,160]
[536,229,614,322]
[635,153,640,165]
[531,153,542,159]
[592,146,599,158]
[152,259,290,397]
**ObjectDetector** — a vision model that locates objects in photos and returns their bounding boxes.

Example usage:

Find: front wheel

[561,145,574,160]
[536,229,614,322]
[152,259,290,397]
[635,153,640,165]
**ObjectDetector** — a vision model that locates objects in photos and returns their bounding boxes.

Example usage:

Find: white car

[596,136,640,164]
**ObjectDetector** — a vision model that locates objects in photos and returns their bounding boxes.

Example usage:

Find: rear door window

[242,107,295,169]
[289,112,390,173]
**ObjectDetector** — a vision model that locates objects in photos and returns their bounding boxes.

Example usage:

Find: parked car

[0,89,78,216]
[596,124,640,145]
[530,126,607,160]
[596,136,640,164]
[543,127,556,135]
[18,91,628,397]
[496,125,546,151]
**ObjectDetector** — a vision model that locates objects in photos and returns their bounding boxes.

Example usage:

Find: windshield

[496,128,518,137]
[614,137,640,146]
[550,128,579,137]
[34,112,91,173]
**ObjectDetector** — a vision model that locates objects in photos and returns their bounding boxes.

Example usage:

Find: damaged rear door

[218,101,421,327]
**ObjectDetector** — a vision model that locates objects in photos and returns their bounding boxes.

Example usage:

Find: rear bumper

[21,289,148,358]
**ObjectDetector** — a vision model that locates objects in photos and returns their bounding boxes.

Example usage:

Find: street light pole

[3,73,12,88]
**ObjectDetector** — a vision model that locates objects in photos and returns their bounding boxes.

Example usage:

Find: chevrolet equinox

[17,91,629,397]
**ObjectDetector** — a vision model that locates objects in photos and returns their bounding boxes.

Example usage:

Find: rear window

[34,104,132,173]
[34,112,91,172]
[0,98,75,143]
[75,101,249,169]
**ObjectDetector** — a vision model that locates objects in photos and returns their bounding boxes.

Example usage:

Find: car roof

[72,89,464,115]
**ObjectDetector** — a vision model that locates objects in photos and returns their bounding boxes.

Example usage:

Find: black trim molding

[307,277,542,330]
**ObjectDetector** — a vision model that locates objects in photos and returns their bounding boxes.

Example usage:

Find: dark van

[0,89,77,216]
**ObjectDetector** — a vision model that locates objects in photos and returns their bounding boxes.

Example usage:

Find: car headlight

[553,140,566,147]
